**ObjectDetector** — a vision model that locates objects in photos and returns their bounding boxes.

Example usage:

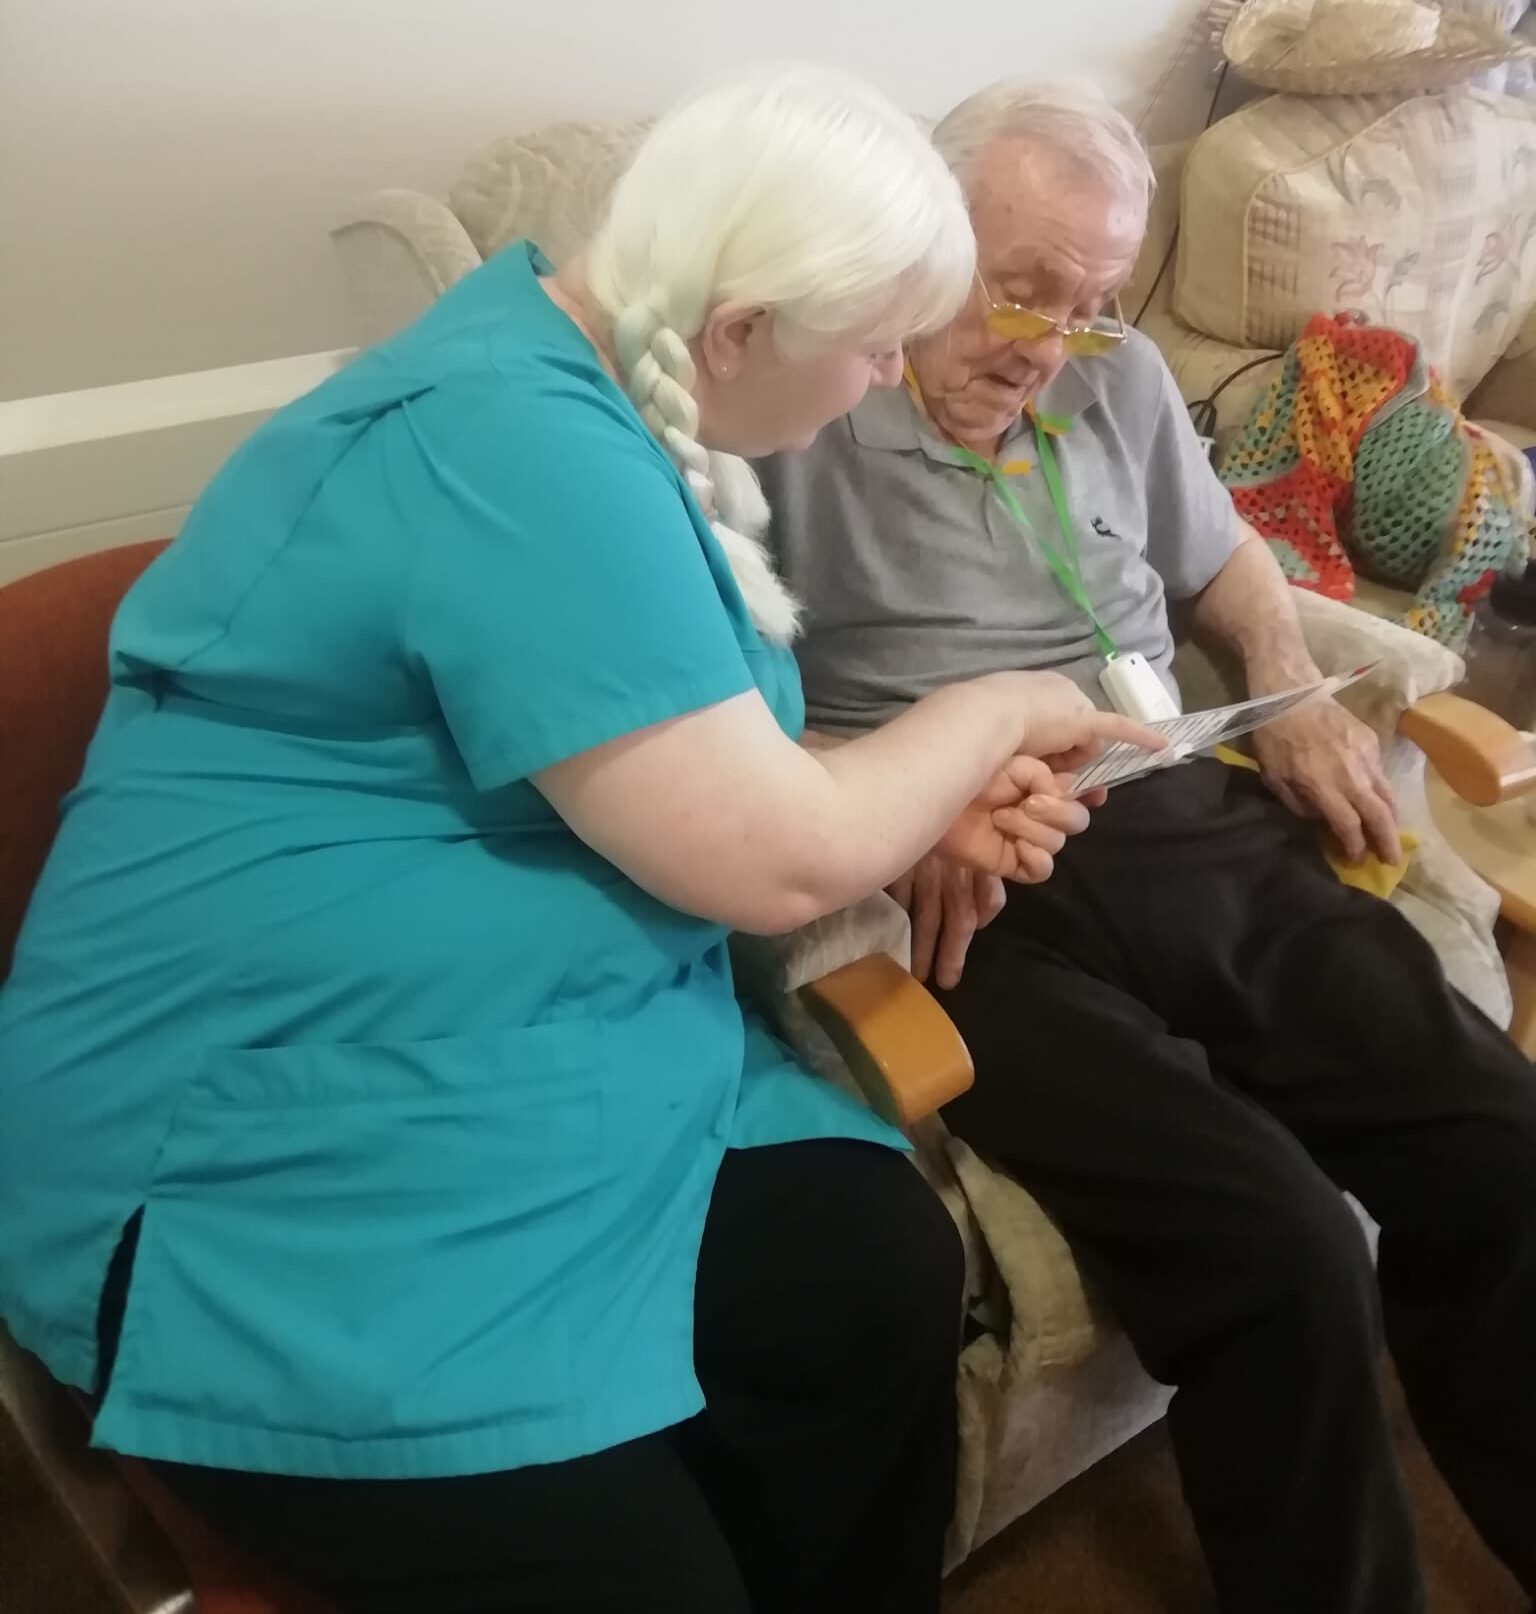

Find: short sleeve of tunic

[396,358,757,790]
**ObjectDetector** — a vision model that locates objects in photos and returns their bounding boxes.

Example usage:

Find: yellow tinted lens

[1063,325,1125,358]
[985,306,1056,343]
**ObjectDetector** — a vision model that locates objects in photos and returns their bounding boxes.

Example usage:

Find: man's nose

[1016,332,1068,386]
[1016,332,1065,371]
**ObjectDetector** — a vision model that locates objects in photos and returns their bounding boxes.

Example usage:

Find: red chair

[0,541,328,1614]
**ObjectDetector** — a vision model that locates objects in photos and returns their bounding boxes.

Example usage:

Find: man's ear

[698,301,769,382]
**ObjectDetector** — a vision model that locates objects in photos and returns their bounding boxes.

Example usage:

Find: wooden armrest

[1398,692,1536,807]
[798,953,974,1128]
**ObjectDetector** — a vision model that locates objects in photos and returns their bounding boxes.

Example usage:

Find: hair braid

[613,298,801,645]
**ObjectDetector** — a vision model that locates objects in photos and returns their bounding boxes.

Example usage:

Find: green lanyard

[951,420,1119,660]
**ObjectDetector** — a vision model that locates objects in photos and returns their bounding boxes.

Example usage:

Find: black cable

[1132,59,1231,330]
[1204,43,1234,129]
[1188,350,1285,442]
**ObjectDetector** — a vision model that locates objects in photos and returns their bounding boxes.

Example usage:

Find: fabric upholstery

[1135,142,1287,438]
[1435,0,1536,94]
[1438,0,1530,28]
[730,891,912,996]
[450,121,647,267]
[329,189,483,348]
[1140,148,1536,447]
[1175,89,1536,403]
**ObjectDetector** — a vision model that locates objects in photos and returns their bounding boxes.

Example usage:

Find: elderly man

[756,81,1536,1614]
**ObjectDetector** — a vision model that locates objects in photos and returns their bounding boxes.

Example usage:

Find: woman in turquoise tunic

[0,67,1152,1614]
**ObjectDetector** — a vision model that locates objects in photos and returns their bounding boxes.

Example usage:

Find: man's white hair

[584,65,974,642]
[931,79,1155,210]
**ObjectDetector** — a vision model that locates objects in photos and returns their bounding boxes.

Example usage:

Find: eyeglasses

[975,271,1127,358]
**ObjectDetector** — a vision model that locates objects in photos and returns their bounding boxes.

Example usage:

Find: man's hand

[889,856,1007,991]
[1188,530,1400,864]
[1251,697,1401,864]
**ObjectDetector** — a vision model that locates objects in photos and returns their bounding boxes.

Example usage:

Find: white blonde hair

[932,79,1155,210]
[584,64,974,642]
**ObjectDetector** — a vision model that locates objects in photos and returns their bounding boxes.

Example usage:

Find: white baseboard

[0,350,352,583]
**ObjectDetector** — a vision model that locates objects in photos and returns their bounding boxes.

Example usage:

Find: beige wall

[0,0,1211,402]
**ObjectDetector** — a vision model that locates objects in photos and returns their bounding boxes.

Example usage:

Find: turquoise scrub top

[0,243,903,1480]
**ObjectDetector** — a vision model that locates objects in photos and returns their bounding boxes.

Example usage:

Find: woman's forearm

[790,682,1027,907]
[537,680,1026,933]
[537,672,1142,934]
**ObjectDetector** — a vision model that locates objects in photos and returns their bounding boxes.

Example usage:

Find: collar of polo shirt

[848,358,1101,469]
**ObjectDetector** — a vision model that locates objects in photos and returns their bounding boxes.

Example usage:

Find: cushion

[1436,0,1535,93]
[1440,0,1530,26]
[1175,88,1536,402]
[1223,0,1536,94]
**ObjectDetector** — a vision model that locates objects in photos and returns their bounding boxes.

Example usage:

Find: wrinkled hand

[1251,696,1401,864]
[892,759,1107,989]
[889,855,1007,991]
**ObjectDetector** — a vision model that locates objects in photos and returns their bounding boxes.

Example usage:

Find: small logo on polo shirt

[1091,517,1123,541]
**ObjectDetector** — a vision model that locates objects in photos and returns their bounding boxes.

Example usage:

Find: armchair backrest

[449,120,648,269]
[330,121,648,349]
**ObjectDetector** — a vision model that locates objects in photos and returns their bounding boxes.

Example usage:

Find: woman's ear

[698,301,769,382]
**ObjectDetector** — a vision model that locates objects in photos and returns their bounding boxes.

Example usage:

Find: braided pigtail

[613,299,801,645]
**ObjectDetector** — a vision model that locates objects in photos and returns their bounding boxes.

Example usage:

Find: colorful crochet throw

[1219,313,1528,647]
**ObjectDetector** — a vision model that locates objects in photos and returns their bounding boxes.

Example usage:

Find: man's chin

[950,403,1028,442]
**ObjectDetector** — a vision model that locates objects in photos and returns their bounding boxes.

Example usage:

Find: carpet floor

[944,1370,1526,1614]
[3,1372,1525,1614]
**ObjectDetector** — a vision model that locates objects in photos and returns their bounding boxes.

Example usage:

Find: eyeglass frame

[973,269,1127,357]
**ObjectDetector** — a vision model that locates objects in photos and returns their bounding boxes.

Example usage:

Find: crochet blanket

[1219,313,1529,647]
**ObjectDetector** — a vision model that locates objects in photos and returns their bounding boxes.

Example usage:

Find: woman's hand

[980,669,1168,775]
[935,756,1089,881]
[893,760,1111,988]
[910,672,1159,890]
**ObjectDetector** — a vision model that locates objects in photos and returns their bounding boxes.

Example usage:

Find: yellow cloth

[1211,745,1418,898]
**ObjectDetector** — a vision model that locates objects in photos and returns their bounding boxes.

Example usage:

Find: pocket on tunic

[98,1021,606,1453]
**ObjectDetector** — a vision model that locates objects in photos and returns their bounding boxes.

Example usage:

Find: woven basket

[1223,0,1536,93]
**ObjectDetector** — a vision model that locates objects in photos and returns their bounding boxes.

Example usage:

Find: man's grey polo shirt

[754,330,1243,735]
